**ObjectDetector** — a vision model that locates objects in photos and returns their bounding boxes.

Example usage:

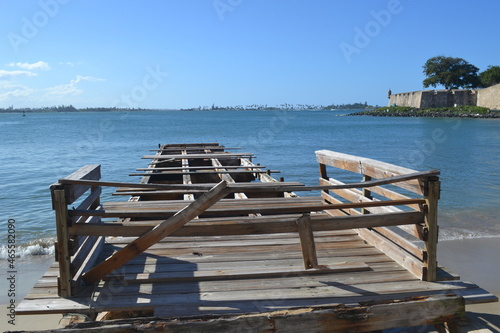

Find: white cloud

[0,72,105,102]
[73,75,106,84]
[0,70,37,80]
[59,61,82,67]
[8,61,50,71]
[0,82,35,101]
[43,75,105,96]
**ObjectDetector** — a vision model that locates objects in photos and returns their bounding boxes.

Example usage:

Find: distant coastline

[0,102,378,114]
[349,106,500,118]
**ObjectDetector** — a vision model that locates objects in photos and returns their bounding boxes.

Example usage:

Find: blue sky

[1,0,499,109]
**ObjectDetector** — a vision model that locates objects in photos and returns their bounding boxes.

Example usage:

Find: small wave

[438,229,500,241]
[0,237,55,259]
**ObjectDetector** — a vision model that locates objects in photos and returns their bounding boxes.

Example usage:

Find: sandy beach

[437,237,500,330]
[1,255,61,332]
[2,238,499,332]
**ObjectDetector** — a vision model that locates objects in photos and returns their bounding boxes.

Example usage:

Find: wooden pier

[17,143,497,332]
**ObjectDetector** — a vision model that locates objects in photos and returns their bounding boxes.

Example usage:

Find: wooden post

[297,213,318,269]
[424,177,440,281]
[319,163,327,181]
[362,175,372,215]
[319,163,329,205]
[53,189,72,297]
[82,181,231,284]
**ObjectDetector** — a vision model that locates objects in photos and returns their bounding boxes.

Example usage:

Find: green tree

[480,65,500,87]
[422,56,481,89]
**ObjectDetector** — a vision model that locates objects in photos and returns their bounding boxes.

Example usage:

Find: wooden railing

[52,150,441,297]
[50,165,103,297]
[316,150,440,281]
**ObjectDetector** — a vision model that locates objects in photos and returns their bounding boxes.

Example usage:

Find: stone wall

[389,89,478,108]
[477,84,500,110]
[388,91,423,108]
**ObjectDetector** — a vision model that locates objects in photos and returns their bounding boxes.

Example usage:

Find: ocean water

[0,110,499,259]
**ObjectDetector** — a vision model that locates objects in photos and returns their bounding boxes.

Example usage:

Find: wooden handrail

[58,169,439,193]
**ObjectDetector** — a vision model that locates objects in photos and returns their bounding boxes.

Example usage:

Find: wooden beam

[159,142,220,148]
[142,153,254,160]
[68,211,424,237]
[361,175,372,215]
[136,165,266,171]
[129,170,273,176]
[71,236,104,292]
[54,294,465,332]
[424,179,440,282]
[72,187,102,223]
[150,147,241,151]
[316,150,436,195]
[82,181,231,284]
[181,150,195,201]
[115,263,370,284]
[53,189,72,297]
[55,164,101,204]
[297,214,318,269]
[58,170,439,193]
[58,179,304,191]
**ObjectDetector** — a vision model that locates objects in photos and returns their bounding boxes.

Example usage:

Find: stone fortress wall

[388,83,500,110]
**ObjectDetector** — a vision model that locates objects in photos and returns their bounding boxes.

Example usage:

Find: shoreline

[1,237,498,331]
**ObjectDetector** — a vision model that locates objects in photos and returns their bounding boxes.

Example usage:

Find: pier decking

[17,143,497,331]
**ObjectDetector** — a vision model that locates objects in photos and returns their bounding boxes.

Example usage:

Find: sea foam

[0,237,55,259]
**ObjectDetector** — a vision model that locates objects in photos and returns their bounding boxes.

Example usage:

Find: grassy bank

[350,106,500,118]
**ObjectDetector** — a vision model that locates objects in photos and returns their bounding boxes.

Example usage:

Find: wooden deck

[17,143,497,331]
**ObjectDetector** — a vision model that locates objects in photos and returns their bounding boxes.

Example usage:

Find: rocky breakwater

[350,106,500,118]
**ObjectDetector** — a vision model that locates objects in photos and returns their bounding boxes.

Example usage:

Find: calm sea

[1,110,499,258]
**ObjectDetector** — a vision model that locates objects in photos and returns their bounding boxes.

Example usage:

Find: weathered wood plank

[321,190,426,279]
[72,186,102,222]
[130,170,271,176]
[69,215,101,255]
[142,153,254,160]
[181,150,195,201]
[82,181,231,283]
[59,170,438,193]
[81,294,462,333]
[59,178,304,191]
[70,234,99,274]
[68,211,424,237]
[71,236,104,292]
[53,190,72,297]
[137,165,265,171]
[23,262,410,297]
[316,150,437,195]
[356,227,425,280]
[320,178,426,257]
[296,214,318,269]
[59,164,101,204]
[111,263,370,284]
[425,179,440,281]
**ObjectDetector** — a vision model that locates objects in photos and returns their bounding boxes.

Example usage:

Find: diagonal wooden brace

[82,180,230,284]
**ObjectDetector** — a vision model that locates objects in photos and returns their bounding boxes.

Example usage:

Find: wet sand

[2,238,499,332]
[437,237,500,330]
